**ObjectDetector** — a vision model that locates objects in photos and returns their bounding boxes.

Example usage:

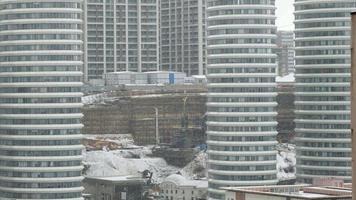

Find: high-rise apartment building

[294,0,356,183]
[0,0,84,199]
[160,0,207,76]
[84,0,159,81]
[206,0,278,199]
[276,31,295,76]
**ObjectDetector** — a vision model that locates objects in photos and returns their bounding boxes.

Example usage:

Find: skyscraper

[294,0,356,183]
[206,0,278,199]
[160,0,207,76]
[84,0,159,81]
[0,1,84,199]
[276,31,295,76]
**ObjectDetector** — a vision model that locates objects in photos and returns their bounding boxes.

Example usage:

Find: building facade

[84,0,159,81]
[160,0,207,76]
[206,0,278,199]
[294,0,356,183]
[83,176,146,200]
[224,184,352,200]
[0,0,84,199]
[160,174,208,200]
[276,31,295,76]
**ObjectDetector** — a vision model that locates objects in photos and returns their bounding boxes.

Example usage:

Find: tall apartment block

[276,31,295,76]
[206,0,278,199]
[84,0,159,81]
[294,0,356,183]
[160,0,207,76]
[0,0,84,199]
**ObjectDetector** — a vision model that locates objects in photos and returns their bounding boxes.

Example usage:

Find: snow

[181,151,207,179]
[277,143,296,180]
[164,174,208,188]
[88,176,144,182]
[82,93,108,105]
[276,73,295,83]
[83,135,296,184]
[192,75,207,79]
[84,134,136,148]
[83,147,180,183]
[294,191,330,198]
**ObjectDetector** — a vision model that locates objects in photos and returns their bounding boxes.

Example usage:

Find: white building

[294,0,356,183]
[0,0,84,199]
[105,71,148,86]
[160,174,208,200]
[206,0,279,199]
[84,0,159,81]
[160,0,207,76]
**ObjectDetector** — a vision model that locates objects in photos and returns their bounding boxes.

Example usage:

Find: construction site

[82,84,207,147]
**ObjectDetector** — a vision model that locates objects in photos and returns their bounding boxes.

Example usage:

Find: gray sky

[276,0,294,30]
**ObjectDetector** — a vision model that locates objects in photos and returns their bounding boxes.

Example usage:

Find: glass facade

[206,0,278,199]
[294,0,356,184]
[0,0,84,199]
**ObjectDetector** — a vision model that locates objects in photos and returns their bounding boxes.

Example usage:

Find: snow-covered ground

[277,143,296,180]
[181,151,207,179]
[83,149,180,183]
[83,135,296,183]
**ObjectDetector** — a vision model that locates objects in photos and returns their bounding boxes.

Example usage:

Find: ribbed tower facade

[0,1,84,199]
[206,0,278,199]
[294,0,356,183]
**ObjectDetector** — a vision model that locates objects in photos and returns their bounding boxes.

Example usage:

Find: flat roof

[223,185,352,199]
[84,176,146,185]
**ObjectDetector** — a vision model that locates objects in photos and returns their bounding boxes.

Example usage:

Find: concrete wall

[82,90,207,145]
[160,182,207,200]
[246,193,285,200]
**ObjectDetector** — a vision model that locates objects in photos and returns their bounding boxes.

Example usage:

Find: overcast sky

[275,0,294,30]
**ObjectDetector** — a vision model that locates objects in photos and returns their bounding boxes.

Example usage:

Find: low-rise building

[160,174,208,200]
[223,184,352,200]
[105,71,148,86]
[146,71,186,84]
[83,176,146,200]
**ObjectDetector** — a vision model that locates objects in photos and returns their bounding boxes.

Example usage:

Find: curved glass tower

[0,1,84,199]
[206,0,278,199]
[294,0,356,183]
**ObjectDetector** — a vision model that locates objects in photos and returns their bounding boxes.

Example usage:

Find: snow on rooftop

[295,191,331,198]
[106,71,145,74]
[276,73,295,83]
[164,174,208,188]
[87,175,144,183]
[192,75,207,79]
[82,93,107,105]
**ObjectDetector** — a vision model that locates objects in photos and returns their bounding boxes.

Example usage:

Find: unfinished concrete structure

[276,75,295,143]
[82,86,207,145]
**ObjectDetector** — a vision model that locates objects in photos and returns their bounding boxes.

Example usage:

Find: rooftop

[223,184,352,200]
[163,174,208,189]
[84,176,146,185]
